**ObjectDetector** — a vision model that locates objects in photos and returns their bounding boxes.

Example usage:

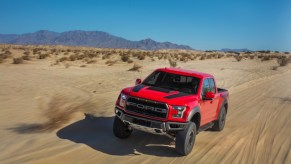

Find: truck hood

[126,84,198,106]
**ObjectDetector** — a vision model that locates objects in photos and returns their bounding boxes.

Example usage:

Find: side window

[202,79,210,96]
[209,78,216,93]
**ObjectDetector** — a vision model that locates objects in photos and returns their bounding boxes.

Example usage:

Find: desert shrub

[180,56,188,62]
[32,49,38,54]
[127,59,133,63]
[13,57,23,64]
[271,66,279,70]
[277,57,290,66]
[102,54,111,60]
[76,54,85,60]
[69,54,77,61]
[59,57,69,62]
[24,51,30,56]
[158,55,163,60]
[163,55,168,60]
[0,53,9,63]
[4,50,12,56]
[168,58,177,67]
[235,56,243,62]
[189,55,197,60]
[121,55,130,62]
[261,56,272,61]
[38,53,49,59]
[128,63,143,72]
[105,60,117,66]
[137,54,146,60]
[218,54,224,59]
[51,48,57,53]
[87,59,97,64]
[22,55,30,60]
[200,55,206,60]
[86,53,98,58]
[206,54,212,59]
[249,55,255,59]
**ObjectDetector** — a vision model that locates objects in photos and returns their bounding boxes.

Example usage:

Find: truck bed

[218,88,228,93]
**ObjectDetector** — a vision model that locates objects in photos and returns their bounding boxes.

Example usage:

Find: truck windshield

[142,71,200,94]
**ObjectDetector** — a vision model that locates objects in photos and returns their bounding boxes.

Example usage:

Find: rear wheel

[212,106,226,131]
[175,122,196,156]
[113,116,132,139]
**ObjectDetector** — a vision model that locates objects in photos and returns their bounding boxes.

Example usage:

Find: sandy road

[21,71,289,164]
[0,59,290,164]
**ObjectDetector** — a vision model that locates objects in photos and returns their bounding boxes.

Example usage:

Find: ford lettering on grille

[126,102,167,113]
[125,97,168,118]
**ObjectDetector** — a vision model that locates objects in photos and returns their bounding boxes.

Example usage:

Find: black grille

[126,97,168,119]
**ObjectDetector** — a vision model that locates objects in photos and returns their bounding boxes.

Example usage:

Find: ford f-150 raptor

[113,67,229,155]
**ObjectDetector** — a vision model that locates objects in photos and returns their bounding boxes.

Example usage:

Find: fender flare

[186,106,201,122]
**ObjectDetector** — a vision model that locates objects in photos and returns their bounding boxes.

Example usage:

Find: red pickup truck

[113,68,229,155]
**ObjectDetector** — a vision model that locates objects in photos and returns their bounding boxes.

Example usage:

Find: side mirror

[135,79,142,85]
[204,92,215,100]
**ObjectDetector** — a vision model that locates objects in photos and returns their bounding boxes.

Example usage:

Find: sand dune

[0,49,290,163]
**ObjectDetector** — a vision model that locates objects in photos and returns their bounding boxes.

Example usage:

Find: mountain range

[220,48,252,52]
[0,30,193,50]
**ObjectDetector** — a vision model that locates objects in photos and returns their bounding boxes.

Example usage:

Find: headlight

[119,93,127,107]
[172,106,186,118]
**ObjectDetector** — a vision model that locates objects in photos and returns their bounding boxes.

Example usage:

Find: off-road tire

[175,122,196,156]
[113,116,132,139]
[211,106,226,131]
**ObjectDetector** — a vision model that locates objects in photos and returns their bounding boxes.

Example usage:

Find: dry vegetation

[13,57,23,64]
[0,44,290,70]
[128,63,143,72]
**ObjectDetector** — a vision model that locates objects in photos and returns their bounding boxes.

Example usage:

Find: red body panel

[116,68,229,127]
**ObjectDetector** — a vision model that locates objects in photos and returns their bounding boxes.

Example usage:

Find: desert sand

[0,46,290,163]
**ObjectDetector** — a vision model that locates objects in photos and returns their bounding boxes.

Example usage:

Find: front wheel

[175,122,197,156]
[113,116,132,139]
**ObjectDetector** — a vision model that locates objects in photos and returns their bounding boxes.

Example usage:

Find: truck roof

[156,67,214,79]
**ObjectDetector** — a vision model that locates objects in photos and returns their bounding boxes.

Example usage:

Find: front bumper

[115,108,188,134]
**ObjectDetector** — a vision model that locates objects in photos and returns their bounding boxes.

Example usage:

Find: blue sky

[0,0,290,51]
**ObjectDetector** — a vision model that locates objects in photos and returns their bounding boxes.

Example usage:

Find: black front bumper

[115,108,188,133]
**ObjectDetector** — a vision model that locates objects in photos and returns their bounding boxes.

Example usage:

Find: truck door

[200,78,219,125]
[208,78,219,120]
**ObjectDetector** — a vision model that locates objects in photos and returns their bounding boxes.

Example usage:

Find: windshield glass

[142,71,200,94]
